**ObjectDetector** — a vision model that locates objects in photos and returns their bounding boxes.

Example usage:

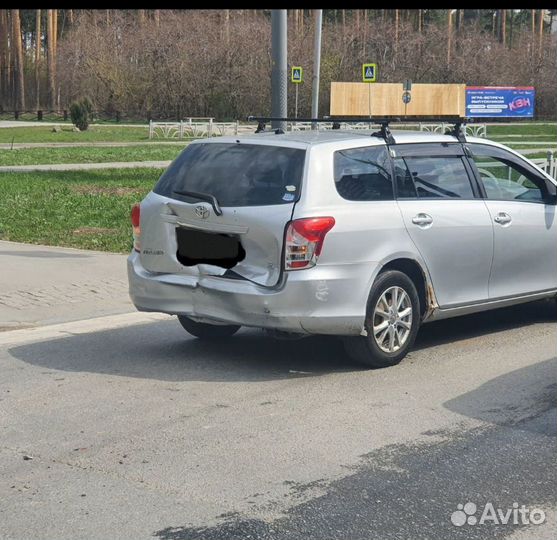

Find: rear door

[393,143,494,308]
[138,140,306,287]
[467,143,557,299]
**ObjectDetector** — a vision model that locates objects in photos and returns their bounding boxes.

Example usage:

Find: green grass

[0,145,184,166]
[0,125,152,143]
[524,152,553,160]
[504,145,556,151]
[486,123,557,138]
[0,168,164,252]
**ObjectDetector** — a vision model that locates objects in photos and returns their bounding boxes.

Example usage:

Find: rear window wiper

[172,190,223,216]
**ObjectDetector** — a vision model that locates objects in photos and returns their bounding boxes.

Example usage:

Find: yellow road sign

[291,66,303,83]
[362,63,377,83]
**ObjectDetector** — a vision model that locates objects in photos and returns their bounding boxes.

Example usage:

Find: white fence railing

[288,121,376,131]
[149,119,245,139]
[149,119,489,139]
[418,123,487,138]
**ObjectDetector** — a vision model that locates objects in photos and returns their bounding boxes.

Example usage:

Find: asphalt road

[1,300,555,539]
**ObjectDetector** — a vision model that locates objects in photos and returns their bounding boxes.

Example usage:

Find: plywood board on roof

[330,82,466,117]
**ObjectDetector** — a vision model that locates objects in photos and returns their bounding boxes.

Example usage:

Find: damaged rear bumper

[127,251,371,335]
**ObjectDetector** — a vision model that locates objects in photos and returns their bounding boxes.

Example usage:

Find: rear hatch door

[138,140,307,287]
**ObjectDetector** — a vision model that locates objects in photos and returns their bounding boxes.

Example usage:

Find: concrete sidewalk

[0,241,135,330]
[0,161,171,172]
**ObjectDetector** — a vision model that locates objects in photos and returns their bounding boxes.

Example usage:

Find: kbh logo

[450,502,546,527]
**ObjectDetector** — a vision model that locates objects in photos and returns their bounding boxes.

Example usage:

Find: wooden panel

[330,82,466,117]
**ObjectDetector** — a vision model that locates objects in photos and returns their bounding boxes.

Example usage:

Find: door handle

[494,212,512,225]
[412,213,433,226]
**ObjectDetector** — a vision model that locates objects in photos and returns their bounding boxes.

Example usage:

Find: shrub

[69,97,94,131]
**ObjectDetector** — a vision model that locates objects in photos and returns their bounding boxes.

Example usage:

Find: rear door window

[154,143,306,207]
[333,146,393,201]
[394,156,475,199]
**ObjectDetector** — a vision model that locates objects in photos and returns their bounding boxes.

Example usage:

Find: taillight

[284,217,335,270]
[131,203,140,252]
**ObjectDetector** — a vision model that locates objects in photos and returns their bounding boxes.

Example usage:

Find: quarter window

[395,156,475,199]
[333,146,393,201]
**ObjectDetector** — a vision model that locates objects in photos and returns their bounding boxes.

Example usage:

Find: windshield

[154,142,306,207]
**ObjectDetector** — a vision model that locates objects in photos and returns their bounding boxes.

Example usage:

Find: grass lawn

[486,123,557,138]
[0,145,184,166]
[0,168,164,253]
[0,125,153,144]
[518,151,555,160]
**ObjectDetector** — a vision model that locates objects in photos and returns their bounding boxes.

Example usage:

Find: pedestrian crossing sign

[291,66,303,84]
[362,63,377,83]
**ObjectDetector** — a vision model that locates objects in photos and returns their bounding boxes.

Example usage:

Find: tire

[177,315,240,339]
[343,270,421,368]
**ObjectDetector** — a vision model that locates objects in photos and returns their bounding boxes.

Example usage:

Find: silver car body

[128,130,557,335]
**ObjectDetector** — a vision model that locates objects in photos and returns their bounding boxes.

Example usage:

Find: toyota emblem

[194,205,210,219]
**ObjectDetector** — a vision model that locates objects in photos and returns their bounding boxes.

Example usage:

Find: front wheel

[178,316,240,339]
[343,270,420,368]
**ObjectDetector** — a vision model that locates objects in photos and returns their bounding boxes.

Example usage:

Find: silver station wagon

[128,123,557,368]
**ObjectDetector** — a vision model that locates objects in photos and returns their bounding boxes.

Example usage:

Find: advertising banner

[466,86,535,118]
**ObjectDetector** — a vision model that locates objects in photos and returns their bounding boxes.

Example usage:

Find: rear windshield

[154,142,306,207]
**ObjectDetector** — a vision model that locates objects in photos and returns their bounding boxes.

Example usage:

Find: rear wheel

[343,270,420,368]
[178,316,240,339]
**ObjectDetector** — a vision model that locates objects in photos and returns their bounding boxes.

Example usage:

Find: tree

[11,10,25,110]
[69,96,93,130]
[0,11,10,108]
[35,9,41,109]
[47,9,57,109]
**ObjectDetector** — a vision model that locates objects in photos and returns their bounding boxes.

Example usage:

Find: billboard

[466,86,535,118]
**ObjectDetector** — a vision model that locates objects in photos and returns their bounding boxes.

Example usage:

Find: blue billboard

[466,86,535,118]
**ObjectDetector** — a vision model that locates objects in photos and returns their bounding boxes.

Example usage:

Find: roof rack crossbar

[247,115,469,124]
[246,115,471,143]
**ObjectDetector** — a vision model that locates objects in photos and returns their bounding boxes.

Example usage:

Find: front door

[393,143,494,308]
[467,143,557,299]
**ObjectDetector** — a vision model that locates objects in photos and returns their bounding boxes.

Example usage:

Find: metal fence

[418,123,487,137]
[148,119,249,139]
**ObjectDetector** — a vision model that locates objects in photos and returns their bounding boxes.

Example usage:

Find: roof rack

[246,115,471,144]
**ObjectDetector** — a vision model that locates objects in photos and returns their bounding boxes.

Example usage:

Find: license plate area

[176,227,246,269]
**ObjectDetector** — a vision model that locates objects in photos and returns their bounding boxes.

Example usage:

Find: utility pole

[538,9,544,60]
[311,9,322,129]
[447,9,456,67]
[271,10,287,131]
